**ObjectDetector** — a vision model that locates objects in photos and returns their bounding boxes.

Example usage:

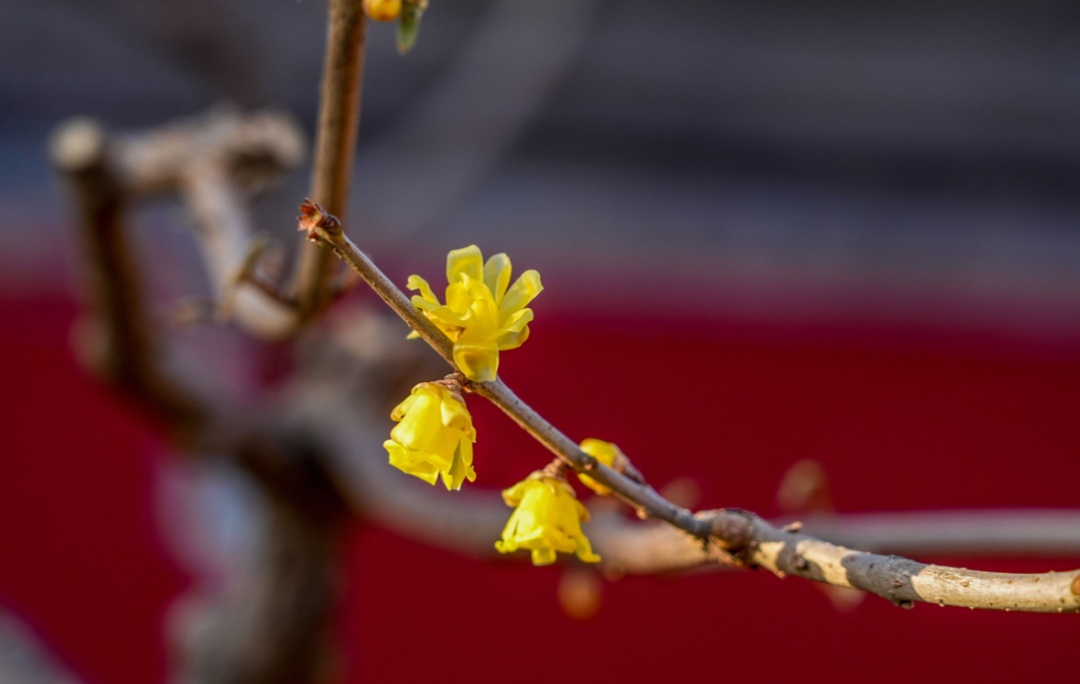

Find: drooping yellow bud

[496,472,600,566]
[577,438,628,496]
[384,381,477,490]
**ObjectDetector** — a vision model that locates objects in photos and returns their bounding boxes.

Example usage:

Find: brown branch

[292,0,368,320]
[180,160,300,338]
[54,114,355,683]
[708,509,1080,613]
[50,118,207,436]
[308,396,1080,580]
[107,107,307,339]
[111,107,305,198]
[588,508,1080,577]
[173,501,342,684]
[301,199,1080,614]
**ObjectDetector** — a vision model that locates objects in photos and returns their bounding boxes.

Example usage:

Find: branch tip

[50,117,108,172]
[298,199,343,245]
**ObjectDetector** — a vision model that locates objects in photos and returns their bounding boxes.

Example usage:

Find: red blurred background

[1,288,1077,682]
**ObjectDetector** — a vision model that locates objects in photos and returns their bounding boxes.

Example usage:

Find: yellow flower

[577,438,628,496]
[407,245,542,382]
[384,382,477,491]
[363,0,402,22]
[495,473,600,566]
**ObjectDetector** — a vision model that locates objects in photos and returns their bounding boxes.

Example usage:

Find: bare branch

[292,0,368,319]
[181,160,300,339]
[105,107,307,339]
[708,509,1080,613]
[50,118,207,434]
[302,200,1080,614]
[173,502,342,684]
[112,108,305,197]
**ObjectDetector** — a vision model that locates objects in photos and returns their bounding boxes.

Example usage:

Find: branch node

[709,509,755,551]
[542,458,569,480]
[791,553,809,571]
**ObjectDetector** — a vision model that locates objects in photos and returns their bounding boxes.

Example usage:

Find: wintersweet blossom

[577,438,628,496]
[495,473,600,566]
[363,0,402,22]
[384,382,477,491]
[407,245,542,382]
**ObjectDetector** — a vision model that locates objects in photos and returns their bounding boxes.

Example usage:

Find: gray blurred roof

[4,0,1080,332]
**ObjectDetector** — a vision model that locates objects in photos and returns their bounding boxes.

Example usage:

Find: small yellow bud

[384,381,477,490]
[577,438,628,496]
[364,0,402,22]
[496,472,600,566]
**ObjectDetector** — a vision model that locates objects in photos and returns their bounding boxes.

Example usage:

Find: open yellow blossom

[577,438,628,496]
[407,245,542,382]
[495,473,600,566]
[384,382,477,491]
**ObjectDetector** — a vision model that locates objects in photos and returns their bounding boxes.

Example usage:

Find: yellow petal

[573,497,592,523]
[573,535,601,564]
[463,282,502,338]
[447,245,483,286]
[441,441,477,491]
[500,269,542,318]
[439,389,472,431]
[483,252,512,305]
[390,390,441,449]
[406,274,440,304]
[501,481,526,507]
[531,548,557,566]
[444,280,474,315]
[496,325,530,352]
[500,307,533,334]
[385,440,440,485]
[389,392,419,422]
[453,340,499,382]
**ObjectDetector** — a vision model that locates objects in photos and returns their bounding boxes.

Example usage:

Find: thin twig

[293,0,368,319]
[181,161,300,338]
[301,200,1080,613]
[298,201,455,364]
